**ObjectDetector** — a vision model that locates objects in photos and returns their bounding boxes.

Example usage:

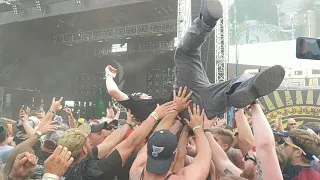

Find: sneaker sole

[201,0,223,19]
[229,65,285,108]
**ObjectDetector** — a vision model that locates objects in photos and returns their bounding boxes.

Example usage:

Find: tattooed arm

[205,132,242,176]
[129,145,147,180]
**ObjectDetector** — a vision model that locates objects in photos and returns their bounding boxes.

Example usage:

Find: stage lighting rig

[35,0,42,12]
[12,4,18,15]
[0,0,17,5]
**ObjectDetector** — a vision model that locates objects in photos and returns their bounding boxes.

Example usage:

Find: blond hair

[289,129,320,158]
[210,127,234,149]
[276,146,287,170]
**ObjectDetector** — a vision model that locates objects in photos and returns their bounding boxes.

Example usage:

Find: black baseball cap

[91,122,108,133]
[146,130,178,175]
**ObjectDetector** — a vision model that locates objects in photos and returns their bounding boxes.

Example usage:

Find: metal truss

[54,20,176,44]
[94,41,174,57]
[215,0,229,83]
[177,0,191,42]
[0,0,152,26]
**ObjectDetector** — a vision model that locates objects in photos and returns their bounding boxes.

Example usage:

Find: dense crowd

[1,0,320,179]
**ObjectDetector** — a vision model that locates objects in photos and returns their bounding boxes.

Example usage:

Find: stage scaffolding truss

[215,0,229,83]
[54,20,177,44]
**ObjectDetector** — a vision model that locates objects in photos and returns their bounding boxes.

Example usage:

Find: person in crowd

[42,145,74,180]
[3,146,37,180]
[282,129,320,179]
[57,87,191,180]
[130,103,212,180]
[211,127,234,152]
[65,107,77,128]
[276,145,288,171]
[285,118,297,131]
[88,122,110,148]
[226,147,245,170]
[105,0,285,123]
[0,125,14,164]
[39,130,65,163]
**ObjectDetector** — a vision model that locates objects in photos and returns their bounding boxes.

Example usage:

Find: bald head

[287,118,297,130]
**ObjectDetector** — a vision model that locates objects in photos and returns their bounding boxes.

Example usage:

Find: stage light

[35,1,42,12]
[76,0,81,4]
[12,4,18,15]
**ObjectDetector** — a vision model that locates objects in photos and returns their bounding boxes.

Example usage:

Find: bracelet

[35,131,43,139]
[105,73,115,79]
[42,173,60,180]
[125,123,135,129]
[192,125,202,132]
[48,110,56,115]
[150,112,160,122]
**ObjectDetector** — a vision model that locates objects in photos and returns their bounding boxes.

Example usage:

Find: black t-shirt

[118,95,171,122]
[62,150,122,180]
[90,147,137,180]
[283,163,320,180]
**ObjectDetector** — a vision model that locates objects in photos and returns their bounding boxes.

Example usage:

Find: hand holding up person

[9,152,38,180]
[154,102,177,120]
[185,104,204,130]
[173,86,192,112]
[44,146,74,178]
[203,110,216,129]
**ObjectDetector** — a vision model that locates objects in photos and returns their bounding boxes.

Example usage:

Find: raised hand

[105,65,118,78]
[203,110,216,129]
[44,146,74,178]
[64,107,72,116]
[49,97,63,113]
[184,104,204,129]
[173,86,192,112]
[38,121,58,135]
[9,152,38,179]
[126,109,134,124]
[19,108,28,122]
[106,107,115,119]
[154,102,178,119]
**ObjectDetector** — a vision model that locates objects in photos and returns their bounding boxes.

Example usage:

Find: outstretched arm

[177,105,212,180]
[115,102,177,166]
[251,103,283,180]
[105,65,129,101]
[96,115,131,159]
[233,109,254,155]
[172,125,189,173]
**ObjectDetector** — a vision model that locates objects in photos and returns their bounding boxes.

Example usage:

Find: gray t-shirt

[0,145,14,163]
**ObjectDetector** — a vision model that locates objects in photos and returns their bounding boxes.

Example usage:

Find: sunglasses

[283,141,306,156]
[276,138,285,145]
[244,153,257,164]
[106,126,117,131]
[44,139,57,150]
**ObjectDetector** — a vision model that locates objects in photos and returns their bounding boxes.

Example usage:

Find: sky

[229,40,320,69]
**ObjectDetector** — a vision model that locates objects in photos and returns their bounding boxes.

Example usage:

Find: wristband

[126,123,135,129]
[150,112,160,122]
[192,125,202,132]
[105,73,115,79]
[35,131,43,139]
[48,110,56,115]
[42,173,60,180]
